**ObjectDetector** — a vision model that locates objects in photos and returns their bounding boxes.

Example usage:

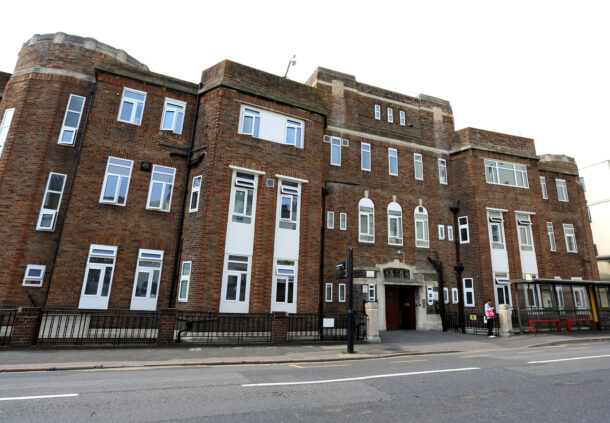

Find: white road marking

[0,393,79,401]
[242,367,480,387]
[528,354,610,364]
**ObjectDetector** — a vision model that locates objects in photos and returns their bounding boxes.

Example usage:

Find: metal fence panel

[444,312,499,336]
[287,313,367,342]
[0,308,17,346]
[176,312,272,343]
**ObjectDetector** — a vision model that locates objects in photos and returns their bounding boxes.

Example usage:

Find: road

[1,341,609,422]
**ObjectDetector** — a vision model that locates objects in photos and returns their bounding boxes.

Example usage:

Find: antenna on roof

[283,54,297,78]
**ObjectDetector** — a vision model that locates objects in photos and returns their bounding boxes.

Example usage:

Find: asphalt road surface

[1,341,609,422]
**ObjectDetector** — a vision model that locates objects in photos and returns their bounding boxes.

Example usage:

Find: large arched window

[387,202,403,245]
[358,198,375,243]
[414,206,429,248]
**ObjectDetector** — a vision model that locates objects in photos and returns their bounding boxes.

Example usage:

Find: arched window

[414,206,429,248]
[387,202,403,245]
[358,198,375,243]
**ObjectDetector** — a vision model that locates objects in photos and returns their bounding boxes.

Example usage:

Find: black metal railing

[599,310,610,330]
[176,311,272,343]
[38,308,159,346]
[444,312,499,336]
[0,308,17,346]
[287,312,367,342]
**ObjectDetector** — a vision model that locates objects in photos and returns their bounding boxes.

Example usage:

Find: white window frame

[273,260,297,308]
[189,175,202,213]
[340,212,347,231]
[458,216,470,244]
[387,107,393,123]
[516,214,534,251]
[359,198,375,243]
[368,283,376,302]
[438,158,448,185]
[494,272,512,307]
[131,249,164,309]
[361,142,371,172]
[285,119,303,148]
[388,148,398,176]
[325,283,333,302]
[547,222,556,252]
[540,176,548,199]
[36,172,67,231]
[79,245,118,309]
[0,108,15,159]
[556,285,565,309]
[327,211,335,229]
[524,283,541,308]
[556,179,569,202]
[414,153,423,180]
[146,165,176,212]
[488,211,505,250]
[399,110,405,126]
[387,202,403,246]
[330,136,341,166]
[339,283,346,302]
[438,224,445,240]
[463,278,475,307]
[484,159,529,188]
[117,87,146,125]
[278,179,301,230]
[573,286,587,309]
[231,172,257,225]
[443,287,449,304]
[178,261,191,302]
[99,157,134,206]
[161,98,186,134]
[563,224,578,253]
[374,104,381,120]
[451,288,459,304]
[23,264,46,287]
[414,206,429,248]
[447,226,454,241]
[240,107,261,137]
[58,94,86,145]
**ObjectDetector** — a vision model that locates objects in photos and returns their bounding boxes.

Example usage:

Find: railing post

[157,308,177,345]
[9,307,42,347]
[364,302,380,343]
[271,312,289,344]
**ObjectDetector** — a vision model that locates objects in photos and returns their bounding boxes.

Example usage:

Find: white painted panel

[490,248,509,273]
[259,110,287,144]
[520,248,538,276]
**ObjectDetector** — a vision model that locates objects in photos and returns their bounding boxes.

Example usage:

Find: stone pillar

[157,308,177,345]
[365,302,380,343]
[498,304,513,337]
[9,307,41,347]
[271,312,289,344]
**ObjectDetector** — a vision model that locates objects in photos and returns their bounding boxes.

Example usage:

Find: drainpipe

[169,82,203,308]
[450,203,465,333]
[43,81,97,307]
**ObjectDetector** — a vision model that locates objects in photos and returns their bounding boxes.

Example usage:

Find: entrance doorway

[385,285,416,330]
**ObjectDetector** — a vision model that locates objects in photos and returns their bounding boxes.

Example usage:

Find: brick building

[0,33,605,333]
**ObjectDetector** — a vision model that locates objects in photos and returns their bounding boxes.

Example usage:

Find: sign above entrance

[383,268,411,281]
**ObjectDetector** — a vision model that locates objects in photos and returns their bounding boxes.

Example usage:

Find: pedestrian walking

[485,299,496,338]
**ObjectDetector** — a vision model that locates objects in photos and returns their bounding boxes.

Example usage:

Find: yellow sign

[469,314,477,321]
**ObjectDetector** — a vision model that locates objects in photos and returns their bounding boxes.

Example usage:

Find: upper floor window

[232,172,256,224]
[387,108,393,123]
[161,98,186,134]
[387,202,403,246]
[330,137,341,166]
[484,159,529,188]
[540,176,548,199]
[241,108,260,137]
[556,179,569,202]
[37,172,67,231]
[399,110,405,126]
[361,143,371,171]
[285,120,303,147]
[340,212,347,230]
[238,105,304,148]
[327,211,335,229]
[458,216,470,244]
[388,148,398,176]
[178,261,192,302]
[358,198,375,243]
[118,88,146,125]
[516,213,534,251]
[23,264,46,287]
[0,108,15,160]
[146,165,176,212]
[278,180,300,230]
[414,153,423,180]
[189,175,202,212]
[546,222,556,251]
[438,158,447,184]
[438,224,445,240]
[374,104,381,120]
[488,211,505,250]
[563,224,578,253]
[100,157,133,206]
[414,206,429,248]
[463,278,475,307]
[58,95,85,145]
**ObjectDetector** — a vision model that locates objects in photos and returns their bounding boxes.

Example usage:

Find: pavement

[1,330,610,373]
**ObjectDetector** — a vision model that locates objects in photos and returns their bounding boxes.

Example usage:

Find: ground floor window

[178,261,191,302]
[573,286,588,309]
[274,260,295,308]
[131,249,164,311]
[79,245,117,310]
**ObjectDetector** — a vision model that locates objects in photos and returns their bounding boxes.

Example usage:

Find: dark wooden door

[401,288,416,330]
[386,286,400,330]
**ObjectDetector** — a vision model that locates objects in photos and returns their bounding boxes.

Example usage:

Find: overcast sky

[2,0,608,169]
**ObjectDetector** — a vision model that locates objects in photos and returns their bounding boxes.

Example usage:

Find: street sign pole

[347,247,354,354]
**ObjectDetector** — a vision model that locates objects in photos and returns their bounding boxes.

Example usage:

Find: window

[327,211,335,229]
[100,157,133,206]
[224,255,249,303]
[374,104,381,120]
[463,278,475,307]
[361,143,371,171]
[488,211,505,250]
[80,245,117,309]
[516,214,533,251]
[23,265,46,287]
[388,148,398,176]
[414,153,423,180]
[339,283,346,302]
[278,180,300,230]
[399,110,405,126]
[359,198,375,243]
[547,222,556,251]
[368,283,376,302]
[563,224,577,253]
[556,179,568,202]
[132,249,164,305]
[285,120,303,147]
[274,260,296,305]
[241,108,260,137]
[458,216,469,244]
[340,213,347,231]
[540,176,548,199]
[438,159,447,184]
[414,206,429,248]
[0,108,15,160]
[189,176,202,212]
[330,137,341,166]
[232,172,256,224]
[325,283,333,302]
[37,172,67,231]
[447,226,454,241]
[494,272,511,307]
[118,88,146,125]
[451,288,458,304]
[147,165,176,211]
[58,95,85,145]
[387,107,393,123]
[524,283,540,308]
[443,287,449,304]
[573,286,587,309]
[387,202,403,246]
[438,224,445,240]
[161,98,186,134]
[484,159,529,188]
[178,261,191,302]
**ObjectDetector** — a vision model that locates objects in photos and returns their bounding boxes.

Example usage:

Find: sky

[1,0,608,169]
